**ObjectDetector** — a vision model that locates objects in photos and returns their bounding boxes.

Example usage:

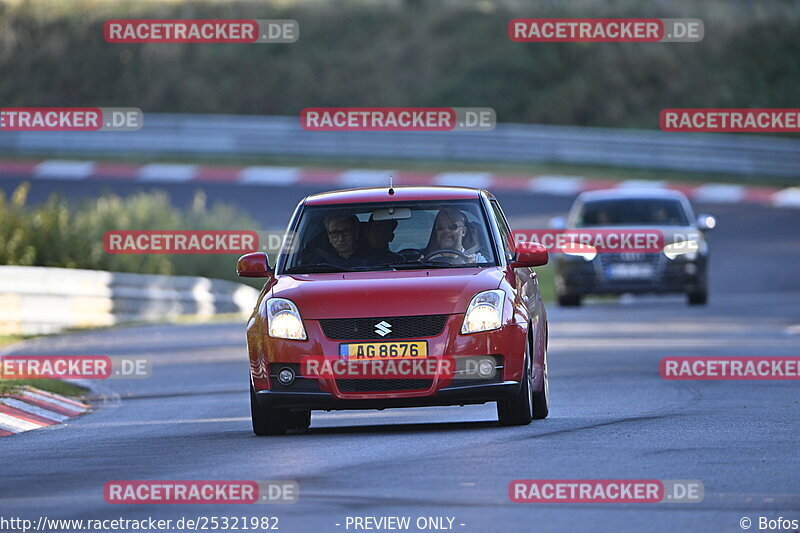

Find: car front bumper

[254,380,522,410]
[555,254,707,296]
[247,315,529,409]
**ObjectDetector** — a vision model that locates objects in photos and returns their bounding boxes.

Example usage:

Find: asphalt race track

[1,177,799,533]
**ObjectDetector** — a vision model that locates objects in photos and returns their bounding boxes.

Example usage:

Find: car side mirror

[236,252,273,277]
[696,214,716,231]
[510,242,548,268]
[548,216,566,230]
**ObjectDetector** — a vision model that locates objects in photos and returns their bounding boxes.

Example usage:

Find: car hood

[270,268,504,319]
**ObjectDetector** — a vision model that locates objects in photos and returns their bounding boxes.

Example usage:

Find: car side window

[489,200,514,260]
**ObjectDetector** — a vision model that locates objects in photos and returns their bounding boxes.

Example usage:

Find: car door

[487,197,547,368]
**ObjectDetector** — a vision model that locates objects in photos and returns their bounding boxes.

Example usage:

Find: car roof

[303,186,484,206]
[577,188,689,203]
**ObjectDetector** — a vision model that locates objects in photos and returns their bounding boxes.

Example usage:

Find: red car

[237,186,550,435]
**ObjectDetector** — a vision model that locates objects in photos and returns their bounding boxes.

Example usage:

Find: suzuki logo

[374,321,392,337]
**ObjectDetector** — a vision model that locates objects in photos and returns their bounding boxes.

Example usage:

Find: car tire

[557,294,582,307]
[250,383,290,436]
[687,290,708,306]
[532,352,549,420]
[288,410,311,431]
[497,342,534,427]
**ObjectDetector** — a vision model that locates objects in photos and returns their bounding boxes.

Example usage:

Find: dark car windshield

[574,198,690,227]
[279,200,497,273]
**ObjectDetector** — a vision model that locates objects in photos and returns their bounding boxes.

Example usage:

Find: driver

[426,208,487,263]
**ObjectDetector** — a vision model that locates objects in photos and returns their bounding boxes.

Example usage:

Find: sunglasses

[435,223,464,232]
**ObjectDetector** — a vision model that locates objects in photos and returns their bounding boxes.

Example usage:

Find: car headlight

[266,298,307,340]
[563,244,597,261]
[461,290,505,334]
[663,240,699,260]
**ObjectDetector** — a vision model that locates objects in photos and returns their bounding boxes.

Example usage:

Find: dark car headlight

[663,240,699,261]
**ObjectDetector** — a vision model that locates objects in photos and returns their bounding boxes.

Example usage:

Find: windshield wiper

[387,261,461,270]
[286,260,481,273]
[285,263,358,273]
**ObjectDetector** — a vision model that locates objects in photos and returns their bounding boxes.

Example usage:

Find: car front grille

[595,253,666,281]
[596,252,663,265]
[336,379,433,393]
[319,315,448,340]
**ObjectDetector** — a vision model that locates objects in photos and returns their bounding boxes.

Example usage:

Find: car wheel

[557,294,582,307]
[532,352,549,420]
[687,290,708,306]
[497,342,534,426]
[250,383,290,436]
[288,410,311,431]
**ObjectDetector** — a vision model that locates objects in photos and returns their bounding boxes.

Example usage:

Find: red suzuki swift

[238,186,550,435]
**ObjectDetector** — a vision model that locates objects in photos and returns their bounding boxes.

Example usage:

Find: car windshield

[574,198,690,227]
[280,199,497,273]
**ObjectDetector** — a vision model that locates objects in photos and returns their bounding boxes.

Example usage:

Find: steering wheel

[398,248,423,260]
[423,249,471,262]
[307,246,339,264]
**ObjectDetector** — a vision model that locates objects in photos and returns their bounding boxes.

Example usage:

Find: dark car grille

[336,379,432,393]
[595,253,666,282]
[597,252,663,266]
[319,315,448,340]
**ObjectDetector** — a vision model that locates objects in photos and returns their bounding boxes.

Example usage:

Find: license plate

[606,263,654,279]
[339,341,428,360]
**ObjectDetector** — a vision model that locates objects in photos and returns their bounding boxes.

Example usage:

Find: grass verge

[0,334,37,349]
[535,265,556,303]
[0,379,89,397]
[2,152,795,188]
[0,335,90,397]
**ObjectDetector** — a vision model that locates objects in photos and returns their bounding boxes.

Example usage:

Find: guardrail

[1,114,799,178]
[0,266,258,335]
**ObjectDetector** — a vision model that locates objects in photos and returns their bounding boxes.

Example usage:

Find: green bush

[0,0,798,128]
[0,182,259,283]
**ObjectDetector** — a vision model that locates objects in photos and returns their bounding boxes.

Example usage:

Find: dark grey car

[551,189,715,307]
